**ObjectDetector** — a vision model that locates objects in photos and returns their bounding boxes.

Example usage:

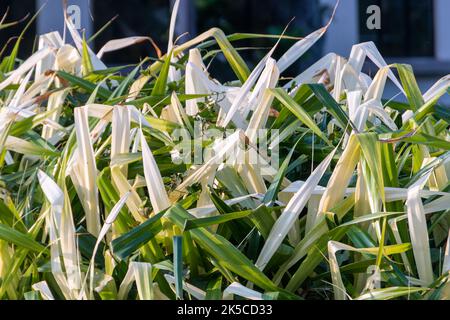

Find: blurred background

[1,0,450,102]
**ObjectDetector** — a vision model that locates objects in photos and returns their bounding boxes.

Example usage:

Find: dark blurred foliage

[0,0,36,59]
[195,0,326,82]
[91,0,326,82]
[93,0,171,64]
[1,0,327,81]
[0,0,436,81]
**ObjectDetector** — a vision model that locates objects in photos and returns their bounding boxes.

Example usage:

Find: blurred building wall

[36,0,92,37]
[320,0,359,57]
[31,0,450,103]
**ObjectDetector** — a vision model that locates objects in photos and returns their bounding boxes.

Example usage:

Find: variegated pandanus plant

[0,1,448,300]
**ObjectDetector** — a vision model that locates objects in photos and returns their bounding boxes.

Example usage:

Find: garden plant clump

[0,1,449,300]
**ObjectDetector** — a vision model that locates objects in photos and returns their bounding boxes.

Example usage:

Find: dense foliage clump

[0,3,448,300]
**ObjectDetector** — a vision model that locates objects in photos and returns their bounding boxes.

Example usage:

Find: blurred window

[359,0,434,57]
